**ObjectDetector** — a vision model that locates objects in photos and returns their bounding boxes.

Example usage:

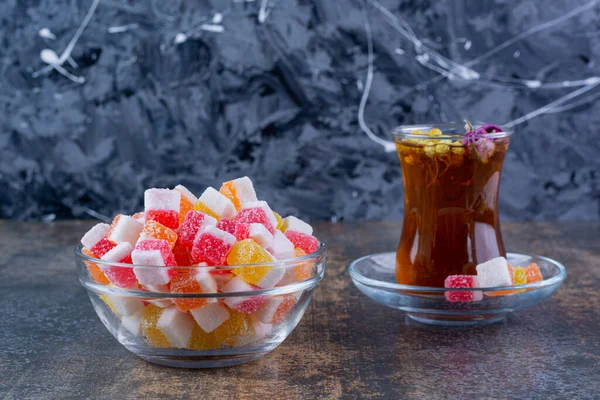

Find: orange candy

[291,248,312,282]
[524,263,543,283]
[170,271,209,312]
[174,185,197,225]
[141,305,171,348]
[220,181,240,211]
[139,220,178,248]
[82,248,110,285]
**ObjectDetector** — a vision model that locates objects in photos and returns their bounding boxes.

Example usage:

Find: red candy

[178,211,217,249]
[284,230,319,254]
[89,237,116,258]
[234,208,274,234]
[191,226,236,266]
[172,241,194,266]
[101,243,137,288]
[145,210,179,231]
[234,223,251,242]
[444,275,482,302]
[134,239,177,266]
[216,218,236,235]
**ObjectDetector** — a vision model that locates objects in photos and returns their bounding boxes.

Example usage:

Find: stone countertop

[1,220,598,399]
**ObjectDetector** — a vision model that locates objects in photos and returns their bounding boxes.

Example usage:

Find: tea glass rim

[392,122,513,141]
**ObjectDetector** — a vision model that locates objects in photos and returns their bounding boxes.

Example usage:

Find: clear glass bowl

[349,252,566,326]
[76,243,326,368]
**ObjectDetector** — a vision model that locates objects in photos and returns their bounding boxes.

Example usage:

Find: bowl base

[136,351,271,368]
[407,313,506,326]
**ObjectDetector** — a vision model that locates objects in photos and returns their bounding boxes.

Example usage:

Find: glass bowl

[349,252,566,326]
[76,243,326,368]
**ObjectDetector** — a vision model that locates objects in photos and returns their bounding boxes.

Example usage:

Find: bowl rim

[348,251,567,292]
[392,122,513,141]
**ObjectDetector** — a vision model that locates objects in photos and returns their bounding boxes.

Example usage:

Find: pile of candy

[444,256,544,302]
[80,177,320,350]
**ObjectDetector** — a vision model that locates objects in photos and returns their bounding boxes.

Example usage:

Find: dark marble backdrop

[0,0,598,221]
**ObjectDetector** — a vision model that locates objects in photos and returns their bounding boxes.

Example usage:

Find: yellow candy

[188,310,252,349]
[141,305,171,348]
[513,267,527,293]
[227,240,275,285]
[274,211,284,231]
[429,128,442,136]
[188,323,220,350]
[194,201,220,221]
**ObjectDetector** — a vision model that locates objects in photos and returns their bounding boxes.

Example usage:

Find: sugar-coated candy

[234,208,274,234]
[132,239,176,286]
[219,176,258,211]
[512,267,527,285]
[82,249,111,284]
[108,214,143,246]
[273,211,284,231]
[145,188,181,230]
[172,241,194,266]
[269,230,295,260]
[282,216,313,235]
[105,295,145,316]
[142,284,173,308]
[121,311,143,336]
[227,239,283,288]
[444,275,482,302]
[234,223,251,241]
[171,269,218,312]
[178,210,217,249]
[191,225,236,266]
[100,243,137,288]
[284,230,319,254]
[141,305,170,348]
[524,263,543,283]
[132,212,145,223]
[88,238,116,259]
[195,187,236,220]
[210,269,235,287]
[222,277,268,314]
[138,220,178,249]
[242,201,278,232]
[248,223,274,248]
[188,310,252,350]
[216,218,236,235]
[278,248,312,286]
[254,293,301,324]
[189,302,230,333]
[157,306,194,348]
[236,316,273,347]
[475,256,512,288]
[81,223,111,249]
[174,184,197,225]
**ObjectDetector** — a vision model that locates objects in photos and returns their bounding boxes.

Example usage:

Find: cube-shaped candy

[172,241,194,266]
[254,292,301,324]
[219,176,258,211]
[107,214,143,246]
[248,223,274,248]
[171,269,218,312]
[189,302,230,333]
[194,187,236,220]
[156,306,195,348]
[273,211,284,231]
[132,239,177,286]
[189,309,253,349]
[524,263,543,283]
[81,223,111,249]
[222,277,268,314]
[138,220,178,249]
[216,218,236,235]
[227,240,282,288]
[241,201,277,232]
[178,210,217,249]
[284,230,319,254]
[476,257,512,288]
[100,243,137,288]
[269,230,295,260]
[236,316,273,347]
[174,184,198,225]
[210,269,235,288]
[141,305,170,348]
[145,188,181,230]
[282,216,313,235]
[234,208,274,234]
[234,223,251,241]
[88,238,116,259]
[142,284,173,308]
[121,311,143,336]
[132,212,145,224]
[82,248,110,284]
[277,248,312,286]
[191,226,236,266]
[444,275,483,302]
[104,295,145,316]
[513,267,527,285]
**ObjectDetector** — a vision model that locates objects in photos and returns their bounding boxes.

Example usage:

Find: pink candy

[100,242,137,288]
[444,275,482,302]
[178,211,217,249]
[234,207,275,234]
[131,239,177,286]
[191,226,236,266]
[222,277,268,314]
[284,230,319,254]
[216,218,236,235]
[145,188,181,230]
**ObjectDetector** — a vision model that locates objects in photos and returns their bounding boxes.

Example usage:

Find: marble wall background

[1,0,598,221]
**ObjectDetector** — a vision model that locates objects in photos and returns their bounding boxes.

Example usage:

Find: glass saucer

[348,252,566,326]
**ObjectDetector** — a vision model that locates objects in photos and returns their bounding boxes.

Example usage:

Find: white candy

[121,311,143,336]
[81,223,110,248]
[108,215,143,246]
[106,295,144,316]
[197,187,236,219]
[226,176,257,206]
[131,249,171,286]
[476,256,512,287]
[222,277,258,310]
[195,269,218,303]
[157,307,194,348]
[101,242,133,262]
[189,303,230,333]
[143,284,172,308]
[256,267,284,289]
[242,201,278,230]
[249,223,274,248]
[144,188,181,212]
[282,216,313,235]
[269,230,295,260]
[254,297,284,324]
[174,184,198,204]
